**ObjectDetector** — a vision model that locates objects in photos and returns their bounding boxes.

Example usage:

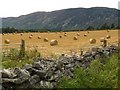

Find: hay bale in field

[29,36,32,39]
[20,33,23,36]
[77,33,80,36]
[73,36,78,40]
[84,34,87,37]
[59,35,62,38]
[50,39,58,46]
[44,38,48,42]
[5,39,10,44]
[106,35,111,39]
[89,38,96,44]
[64,33,67,36]
[38,36,41,39]
[100,37,106,42]
[87,31,90,33]
[31,34,33,36]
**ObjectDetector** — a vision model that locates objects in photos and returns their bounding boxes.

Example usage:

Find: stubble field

[2,30,118,56]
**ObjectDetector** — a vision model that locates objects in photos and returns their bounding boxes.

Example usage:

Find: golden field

[1,30,118,56]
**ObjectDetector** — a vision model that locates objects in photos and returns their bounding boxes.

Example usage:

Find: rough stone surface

[29,75,40,84]
[1,69,17,79]
[1,45,118,89]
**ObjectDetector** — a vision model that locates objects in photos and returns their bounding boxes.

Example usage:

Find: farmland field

[1,30,118,57]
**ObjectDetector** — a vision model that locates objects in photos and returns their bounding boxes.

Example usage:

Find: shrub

[57,54,118,88]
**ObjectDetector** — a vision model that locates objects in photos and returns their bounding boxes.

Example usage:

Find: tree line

[86,23,119,30]
[1,23,119,33]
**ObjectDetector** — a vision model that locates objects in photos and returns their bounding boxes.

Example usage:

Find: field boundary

[1,41,118,57]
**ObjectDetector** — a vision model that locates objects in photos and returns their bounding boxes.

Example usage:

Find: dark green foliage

[110,23,115,29]
[2,27,18,33]
[100,23,110,30]
[1,27,53,33]
[86,26,94,30]
[57,54,118,88]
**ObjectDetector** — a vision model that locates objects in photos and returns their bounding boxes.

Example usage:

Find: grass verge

[2,48,41,69]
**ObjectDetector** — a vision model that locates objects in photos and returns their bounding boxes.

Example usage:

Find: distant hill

[2,7,119,30]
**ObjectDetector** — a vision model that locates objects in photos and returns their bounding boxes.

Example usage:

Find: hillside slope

[2,7,119,30]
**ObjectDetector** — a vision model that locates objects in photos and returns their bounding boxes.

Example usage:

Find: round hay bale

[87,31,89,33]
[31,34,33,36]
[20,33,23,36]
[89,38,96,44]
[38,36,41,39]
[100,37,106,42]
[77,33,80,36]
[44,38,48,42]
[59,36,62,38]
[107,30,109,32]
[64,34,67,36]
[29,36,32,39]
[50,39,58,46]
[73,36,78,40]
[106,35,111,39]
[5,39,10,44]
[84,34,87,37]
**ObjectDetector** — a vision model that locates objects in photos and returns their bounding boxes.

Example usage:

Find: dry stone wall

[1,45,118,89]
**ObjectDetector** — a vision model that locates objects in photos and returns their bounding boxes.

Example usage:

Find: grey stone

[65,64,74,69]
[59,60,67,65]
[29,75,40,84]
[95,54,101,60]
[45,69,53,79]
[39,81,52,88]
[14,68,30,82]
[85,56,93,62]
[53,74,59,82]
[74,56,83,62]
[2,78,27,84]
[59,57,71,65]
[1,45,118,89]
[32,61,44,70]
[29,68,47,79]
[1,69,17,79]
[49,73,61,82]
[2,78,17,83]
